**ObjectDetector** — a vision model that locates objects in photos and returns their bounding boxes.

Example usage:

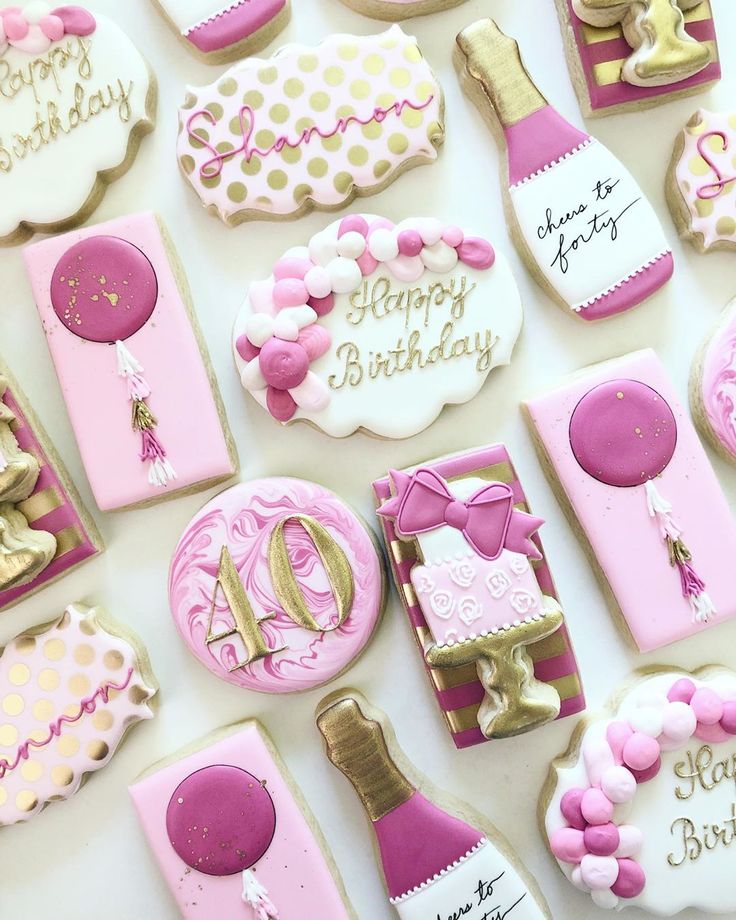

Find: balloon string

[241,869,279,919]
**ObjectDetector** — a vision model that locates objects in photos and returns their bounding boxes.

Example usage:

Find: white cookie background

[0,1,735,918]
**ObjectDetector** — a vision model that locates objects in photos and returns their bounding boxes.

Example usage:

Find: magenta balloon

[166,765,276,876]
[50,236,158,343]
[569,379,677,488]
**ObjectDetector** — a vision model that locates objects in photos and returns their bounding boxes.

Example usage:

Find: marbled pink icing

[168,478,384,693]
[700,301,736,459]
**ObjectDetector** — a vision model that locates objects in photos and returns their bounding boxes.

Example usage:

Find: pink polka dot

[338,215,369,237]
[611,859,645,899]
[550,827,587,864]
[560,788,586,831]
[584,823,620,857]
[667,678,696,704]
[622,733,660,772]
[690,688,723,725]
[273,278,308,309]
[581,788,614,826]
[397,230,423,257]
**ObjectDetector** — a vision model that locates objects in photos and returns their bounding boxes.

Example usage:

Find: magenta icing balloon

[50,236,158,343]
[569,380,677,488]
[166,765,276,876]
[168,478,385,693]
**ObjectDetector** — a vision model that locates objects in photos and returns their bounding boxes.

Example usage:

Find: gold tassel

[131,399,157,432]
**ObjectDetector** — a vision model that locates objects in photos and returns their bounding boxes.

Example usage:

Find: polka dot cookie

[667,110,736,254]
[0,603,157,826]
[177,25,444,224]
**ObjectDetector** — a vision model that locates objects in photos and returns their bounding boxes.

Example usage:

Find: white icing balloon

[304,266,332,299]
[308,232,339,267]
[337,231,367,259]
[368,228,399,262]
[420,241,459,273]
[326,257,362,294]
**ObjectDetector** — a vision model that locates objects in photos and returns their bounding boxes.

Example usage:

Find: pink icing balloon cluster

[235,215,496,422]
[0,3,95,54]
[550,677,736,909]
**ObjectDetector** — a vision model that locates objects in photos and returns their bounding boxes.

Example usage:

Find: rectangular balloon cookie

[524,349,736,652]
[373,444,584,749]
[130,721,355,919]
[24,212,238,512]
[0,356,102,611]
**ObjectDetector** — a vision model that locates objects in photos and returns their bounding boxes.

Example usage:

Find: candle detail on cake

[379,469,563,738]
[317,692,552,919]
[455,19,673,321]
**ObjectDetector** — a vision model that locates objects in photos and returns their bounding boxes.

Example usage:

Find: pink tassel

[140,429,166,462]
[677,559,706,598]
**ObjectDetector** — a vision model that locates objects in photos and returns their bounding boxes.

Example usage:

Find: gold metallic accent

[8,663,30,686]
[128,685,150,706]
[103,650,124,671]
[447,461,513,486]
[73,644,95,666]
[16,487,63,523]
[548,673,583,701]
[93,710,114,731]
[51,765,73,787]
[390,539,415,564]
[15,790,38,812]
[43,639,66,661]
[446,701,485,733]
[57,735,80,757]
[428,661,479,691]
[527,627,570,661]
[593,40,716,87]
[317,696,414,822]
[54,525,84,558]
[131,400,157,432]
[402,582,417,607]
[87,740,109,761]
[0,503,56,590]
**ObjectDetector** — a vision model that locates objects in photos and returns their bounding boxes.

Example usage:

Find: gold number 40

[206,514,355,671]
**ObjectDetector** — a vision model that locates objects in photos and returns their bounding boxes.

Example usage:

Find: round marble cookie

[169,478,385,693]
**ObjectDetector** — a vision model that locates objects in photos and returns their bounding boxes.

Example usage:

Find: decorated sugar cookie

[0,360,102,611]
[524,349,736,652]
[555,0,720,117]
[169,478,385,693]
[0,602,156,826]
[151,0,290,63]
[543,667,736,914]
[318,690,553,919]
[667,109,736,254]
[455,20,673,321]
[24,212,238,512]
[131,720,355,919]
[0,3,156,246]
[335,0,467,24]
[233,214,520,438]
[690,297,736,465]
[178,27,444,225]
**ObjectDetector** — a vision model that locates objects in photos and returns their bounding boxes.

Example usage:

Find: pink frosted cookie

[178,26,444,224]
[524,349,736,653]
[691,297,736,465]
[24,212,238,512]
[0,3,155,246]
[336,0,468,23]
[169,478,385,693]
[233,214,521,438]
[543,667,736,914]
[555,0,720,118]
[151,0,290,63]
[131,721,354,919]
[668,109,736,253]
[0,602,157,826]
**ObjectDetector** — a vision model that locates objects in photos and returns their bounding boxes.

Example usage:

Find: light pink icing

[130,722,352,919]
[524,349,736,652]
[168,478,384,693]
[699,300,736,459]
[24,212,237,511]
[0,603,156,826]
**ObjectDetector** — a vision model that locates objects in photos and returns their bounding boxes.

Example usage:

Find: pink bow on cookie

[379,467,544,562]
[0,4,95,55]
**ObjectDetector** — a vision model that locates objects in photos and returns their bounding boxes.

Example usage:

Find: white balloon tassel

[645,479,715,623]
[116,341,177,488]
[241,869,279,919]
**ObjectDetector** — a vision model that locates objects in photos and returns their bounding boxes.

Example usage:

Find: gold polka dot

[284,77,304,98]
[333,172,353,194]
[3,694,23,716]
[338,43,359,61]
[73,644,95,666]
[33,699,54,722]
[29,729,46,743]
[267,169,288,190]
[8,664,30,686]
[379,33,399,49]
[229,115,244,134]
[21,760,43,782]
[189,127,209,150]
[695,198,714,217]
[348,145,369,166]
[227,182,247,203]
[202,174,221,189]
[404,43,422,63]
[416,81,435,103]
[706,133,726,154]
[269,103,290,124]
[336,104,355,119]
[281,145,301,164]
[63,704,78,717]
[57,611,72,630]
[390,68,411,89]
[321,134,342,152]
[57,735,80,758]
[93,710,114,731]
[350,80,370,100]
[323,65,344,86]
[716,217,736,236]
[374,160,391,179]
[218,77,237,96]
[16,790,37,812]
[87,741,109,762]
[362,121,382,140]
[293,183,313,203]
[401,107,423,129]
[298,53,318,72]
[362,53,385,75]
[79,620,96,637]
[258,66,278,84]
[51,765,73,787]
[688,155,710,176]
[39,669,60,691]
[204,101,223,121]
[241,155,262,176]
[129,686,150,706]
[307,157,328,178]
[215,140,234,155]
[295,116,315,133]
[104,651,124,671]
[14,636,36,655]
[0,788,6,806]
[254,128,276,150]
[44,639,65,661]
[0,723,18,746]
[243,89,264,109]
[427,120,442,141]
[180,154,196,175]
[68,674,90,697]
[376,92,396,109]
[310,91,330,112]
[388,133,409,155]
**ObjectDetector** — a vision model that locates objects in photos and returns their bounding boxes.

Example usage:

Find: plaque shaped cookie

[0,602,157,826]
[543,668,736,914]
[178,26,444,224]
[169,478,385,693]
[335,0,468,23]
[131,720,355,919]
[233,214,521,438]
[690,298,736,465]
[0,3,156,245]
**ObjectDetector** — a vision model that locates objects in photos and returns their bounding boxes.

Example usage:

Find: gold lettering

[668,817,702,867]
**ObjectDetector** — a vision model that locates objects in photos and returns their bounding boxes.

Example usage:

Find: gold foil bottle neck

[317,696,414,822]
[456,19,547,128]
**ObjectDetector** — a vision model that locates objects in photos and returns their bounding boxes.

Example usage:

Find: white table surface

[1,0,735,917]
